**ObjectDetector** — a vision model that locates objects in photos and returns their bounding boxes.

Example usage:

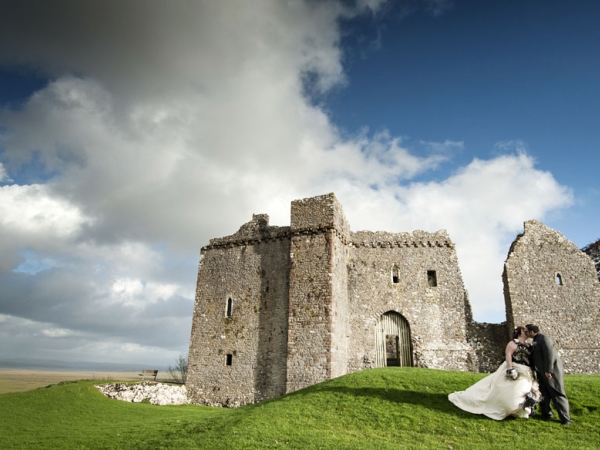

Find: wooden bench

[139,370,158,381]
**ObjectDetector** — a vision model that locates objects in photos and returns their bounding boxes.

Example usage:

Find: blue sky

[331,0,600,243]
[0,0,598,367]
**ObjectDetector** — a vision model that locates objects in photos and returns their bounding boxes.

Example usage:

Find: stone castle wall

[466,321,508,373]
[345,229,472,373]
[187,194,600,407]
[286,194,351,392]
[186,215,291,407]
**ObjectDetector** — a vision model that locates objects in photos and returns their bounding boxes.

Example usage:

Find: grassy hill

[1,367,598,449]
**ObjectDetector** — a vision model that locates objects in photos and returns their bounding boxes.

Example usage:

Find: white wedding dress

[448,361,538,420]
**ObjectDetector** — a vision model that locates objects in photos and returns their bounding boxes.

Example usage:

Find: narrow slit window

[556,273,563,286]
[427,270,437,287]
[226,354,233,366]
[392,265,399,284]
[226,297,233,317]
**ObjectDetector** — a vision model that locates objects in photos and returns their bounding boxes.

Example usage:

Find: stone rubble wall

[330,231,350,379]
[286,194,350,392]
[96,382,188,406]
[466,321,508,373]
[187,214,290,407]
[286,231,334,392]
[504,220,600,373]
[346,229,472,373]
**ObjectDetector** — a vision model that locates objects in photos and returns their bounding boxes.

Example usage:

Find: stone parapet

[351,229,453,248]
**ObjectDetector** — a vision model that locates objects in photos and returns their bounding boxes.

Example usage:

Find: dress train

[448,362,539,420]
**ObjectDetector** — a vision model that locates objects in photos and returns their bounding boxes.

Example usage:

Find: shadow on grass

[284,385,486,419]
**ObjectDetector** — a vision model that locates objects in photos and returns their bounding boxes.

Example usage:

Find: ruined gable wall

[346,230,473,373]
[186,215,290,406]
[504,220,600,373]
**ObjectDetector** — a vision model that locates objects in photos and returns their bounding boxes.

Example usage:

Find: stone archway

[375,311,413,367]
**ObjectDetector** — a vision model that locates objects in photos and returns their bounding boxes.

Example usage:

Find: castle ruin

[187,193,600,407]
[503,220,600,373]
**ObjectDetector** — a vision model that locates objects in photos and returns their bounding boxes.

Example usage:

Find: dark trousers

[536,373,571,423]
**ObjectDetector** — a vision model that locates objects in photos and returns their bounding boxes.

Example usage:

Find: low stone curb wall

[95,382,189,405]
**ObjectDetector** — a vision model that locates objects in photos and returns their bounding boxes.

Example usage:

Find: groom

[525,324,573,425]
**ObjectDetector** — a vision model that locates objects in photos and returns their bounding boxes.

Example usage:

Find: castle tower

[286,193,351,392]
[186,214,291,406]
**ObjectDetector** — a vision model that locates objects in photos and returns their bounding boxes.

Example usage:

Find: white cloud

[0,184,92,237]
[0,183,94,272]
[110,277,183,309]
[298,131,450,188]
[0,1,575,364]
[111,278,144,303]
[41,327,74,338]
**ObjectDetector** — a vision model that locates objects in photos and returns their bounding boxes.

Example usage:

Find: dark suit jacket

[532,333,566,394]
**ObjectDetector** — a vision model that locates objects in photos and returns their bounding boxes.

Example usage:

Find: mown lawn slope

[1,367,598,449]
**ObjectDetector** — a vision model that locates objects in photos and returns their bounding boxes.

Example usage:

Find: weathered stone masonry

[187,193,600,407]
[504,220,600,374]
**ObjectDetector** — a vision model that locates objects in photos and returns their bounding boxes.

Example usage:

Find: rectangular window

[427,270,437,287]
[226,354,233,366]
[392,265,399,284]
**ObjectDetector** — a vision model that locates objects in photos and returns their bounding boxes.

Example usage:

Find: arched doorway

[375,311,412,367]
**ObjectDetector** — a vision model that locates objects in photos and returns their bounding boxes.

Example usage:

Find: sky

[0,0,598,367]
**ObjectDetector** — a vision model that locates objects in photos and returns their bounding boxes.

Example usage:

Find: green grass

[1,368,599,449]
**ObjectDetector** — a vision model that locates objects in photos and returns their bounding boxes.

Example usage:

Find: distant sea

[0,358,168,372]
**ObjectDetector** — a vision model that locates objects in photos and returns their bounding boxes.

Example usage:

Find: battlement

[204,195,452,252]
[351,229,454,248]
[204,214,290,250]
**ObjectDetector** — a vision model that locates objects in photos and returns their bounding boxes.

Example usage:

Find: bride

[448,326,541,420]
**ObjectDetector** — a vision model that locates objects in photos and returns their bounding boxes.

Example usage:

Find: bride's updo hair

[513,326,526,339]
